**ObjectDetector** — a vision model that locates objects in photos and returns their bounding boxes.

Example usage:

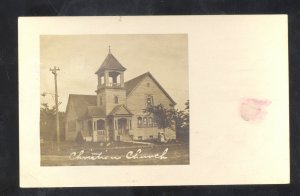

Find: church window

[146,95,153,107]
[149,117,153,126]
[114,96,118,104]
[137,117,142,127]
[100,96,102,105]
[143,117,148,126]
[100,76,104,85]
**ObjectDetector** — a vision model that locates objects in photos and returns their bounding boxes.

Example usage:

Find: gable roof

[86,106,105,117]
[124,72,149,96]
[66,94,97,119]
[95,53,126,74]
[65,73,176,119]
[124,72,176,105]
[109,105,133,116]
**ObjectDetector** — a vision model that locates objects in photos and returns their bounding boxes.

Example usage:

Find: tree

[40,103,55,141]
[40,103,65,141]
[144,100,190,135]
[144,104,173,132]
[75,131,84,144]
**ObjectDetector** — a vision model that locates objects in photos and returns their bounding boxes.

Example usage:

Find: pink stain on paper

[239,98,271,122]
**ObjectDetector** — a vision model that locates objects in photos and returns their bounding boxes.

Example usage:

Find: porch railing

[98,83,121,89]
[118,128,129,135]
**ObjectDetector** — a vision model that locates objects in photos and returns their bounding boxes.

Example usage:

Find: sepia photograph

[19,16,289,187]
[39,34,189,166]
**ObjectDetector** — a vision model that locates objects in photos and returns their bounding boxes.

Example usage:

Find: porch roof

[109,105,133,116]
[87,106,105,117]
[80,106,105,120]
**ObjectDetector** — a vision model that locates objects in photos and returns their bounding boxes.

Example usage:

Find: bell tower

[95,46,127,115]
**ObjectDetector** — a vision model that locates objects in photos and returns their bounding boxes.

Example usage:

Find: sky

[40,34,189,111]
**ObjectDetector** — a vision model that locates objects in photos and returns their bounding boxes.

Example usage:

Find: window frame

[145,95,154,107]
[143,117,148,126]
[137,117,142,127]
[149,117,153,126]
[114,96,119,104]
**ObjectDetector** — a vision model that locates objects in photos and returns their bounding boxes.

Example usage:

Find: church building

[64,49,176,142]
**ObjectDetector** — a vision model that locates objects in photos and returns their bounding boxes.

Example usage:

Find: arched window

[149,117,153,126]
[143,117,148,126]
[137,117,142,127]
[114,96,118,104]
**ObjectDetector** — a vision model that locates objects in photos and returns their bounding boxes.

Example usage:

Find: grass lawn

[41,141,189,166]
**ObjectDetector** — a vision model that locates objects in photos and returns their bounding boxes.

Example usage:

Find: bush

[75,131,84,144]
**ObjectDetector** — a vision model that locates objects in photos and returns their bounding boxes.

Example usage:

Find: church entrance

[117,118,128,135]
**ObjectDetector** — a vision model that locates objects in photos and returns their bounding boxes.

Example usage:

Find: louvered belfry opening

[95,50,126,90]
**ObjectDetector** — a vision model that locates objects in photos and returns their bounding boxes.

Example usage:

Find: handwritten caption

[69,148,168,161]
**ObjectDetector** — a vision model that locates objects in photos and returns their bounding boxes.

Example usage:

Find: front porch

[83,118,108,142]
[110,117,133,141]
[82,116,133,142]
[80,104,133,142]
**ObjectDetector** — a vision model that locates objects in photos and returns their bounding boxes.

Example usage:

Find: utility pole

[50,66,60,150]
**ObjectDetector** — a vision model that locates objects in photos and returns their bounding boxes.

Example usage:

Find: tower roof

[95,52,126,74]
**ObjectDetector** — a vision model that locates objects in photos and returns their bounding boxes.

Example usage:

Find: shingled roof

[124,72,149,96]
[124,72,176,105]
[86,106,105,117]
[66,73,176,118]
[66,94,97,119]
[95,53,126,74]
[109,105,133,116]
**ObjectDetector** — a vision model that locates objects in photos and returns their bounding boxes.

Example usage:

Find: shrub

[75,131,84,144]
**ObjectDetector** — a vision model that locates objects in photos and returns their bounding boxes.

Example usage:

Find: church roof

[109,105,133,116]
[66,94,97,119]
[66,73,176,118]
[124,72,176,105]
[86,106,105,117]
[95,53,126,74]
[124,72,149,96]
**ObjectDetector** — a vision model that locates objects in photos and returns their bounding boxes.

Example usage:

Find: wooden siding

[97,88,127,115]
[126,75,176,140]
[65,100,79,141]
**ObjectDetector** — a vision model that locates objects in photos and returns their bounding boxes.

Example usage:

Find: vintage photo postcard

[40,34,189,166]
[19,16,289,187]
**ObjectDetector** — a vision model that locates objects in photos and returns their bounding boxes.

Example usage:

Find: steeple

[95,47,126,91]
[95,47,127,112]
[95,47,126,74]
